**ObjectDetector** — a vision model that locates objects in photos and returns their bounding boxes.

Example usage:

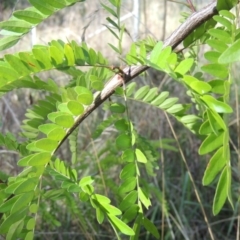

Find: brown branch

[55,1,218,153]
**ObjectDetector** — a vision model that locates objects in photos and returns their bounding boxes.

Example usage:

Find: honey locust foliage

[0,0,239,239]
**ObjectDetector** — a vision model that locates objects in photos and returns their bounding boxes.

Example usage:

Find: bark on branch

[55,0,218,152]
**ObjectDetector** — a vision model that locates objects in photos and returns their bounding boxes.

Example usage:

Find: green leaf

[0,207,27,234]
[190,81,212,94]
[213,166,228,215]
[108,214,135,236]
[91,79,104,91]
[75,86,93,105]
[119,191,138,211]
[67,100,84,116]
[79,176,94,187]
[64,44,75,66]
[204,51,221,63]
[208,28,231,43]
[14,178,38,194]
[143,217,160,239]
[106,17,120,30]
[110,103,126,113]
[201,95,232,113]
[5,179,26,194]
[218,39,240,64]
[27,152,51,166]
[130,213,142,240]
[11,191,34,214]
[25,231,34,240]
[55,114,74,128]
[150,41,163,64]
[0,20,32,34]
[0,195,20,213]
[26,218,35,230]
[6,220,24,240]
[122,149,135,162]
[126,82,137,97]
[213,15,232,31]
[108,43,121,54]
[166,104,185,114]
[207,109,226,133]
[134,86,150,100]
[29,0,55,15]
[47,128,66,141]
[157,46,172,69]
[120,163,136,179]
[219,10,235,20]
[138,187,151,209]
[180,115,200,124]
[35,138,58,152]
[29,204,38,213]
[150,91,169,106]
[45,0,66,8]
[217,1,238,11]
[0,36,20,51]
[202,147,227,185]
[119,177,137,194]
[135,148,147,163]
[13,8,45,24]
[208,80,225,94]
[50,46,64,65]
[159,97,178,109]
[17,155,33,167]
[92,194,111,204]
[32,48,52,69]
[201,64,228,78]
[116,134,132,150]
[122,204,139,223]
[174,58,194,75]
[4,54,31,76]
[114,119,129,132]
[101,3,117,18]
[96,207,105,224]
[101,203,122,216]
[206,39,228,52]
[142,87,158,102]
[199,131,224,155]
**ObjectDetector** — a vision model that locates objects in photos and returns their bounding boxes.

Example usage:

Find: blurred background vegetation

[0,0,239,239]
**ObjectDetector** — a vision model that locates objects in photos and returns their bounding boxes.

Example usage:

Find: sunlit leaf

[135,148,147,163]
[174,58,194,75]
[35,138,58,152]
[108,214,135,236]
[199,131,224,155]
[201,95,232,113]
[218,38,240,64]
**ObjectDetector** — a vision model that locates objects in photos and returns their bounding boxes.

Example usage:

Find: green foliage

[0,1,239,239]
[0,0,85,51]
